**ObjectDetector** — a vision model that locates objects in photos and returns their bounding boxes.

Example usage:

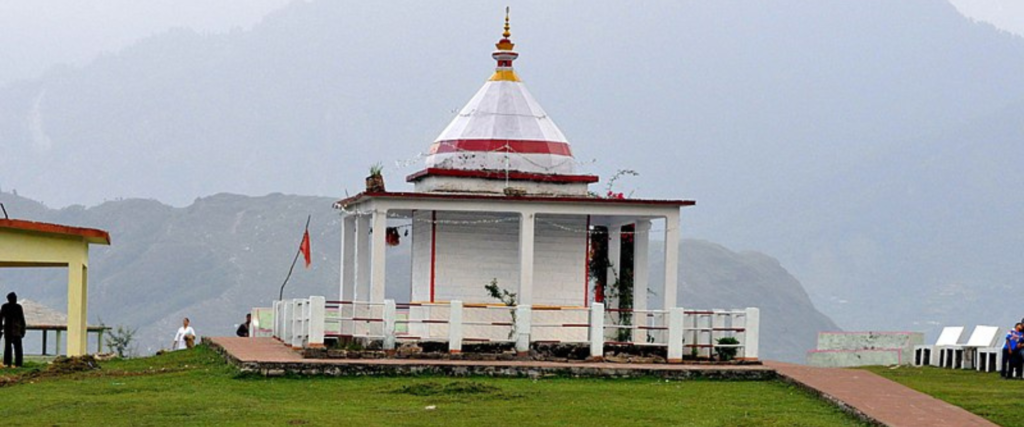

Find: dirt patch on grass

[392,381,502,397]
[0,356,103,387]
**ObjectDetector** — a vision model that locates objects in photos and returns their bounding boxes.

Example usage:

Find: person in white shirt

[172,317,197,350]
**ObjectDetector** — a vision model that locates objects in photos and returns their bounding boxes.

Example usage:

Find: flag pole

[279,215,312,301]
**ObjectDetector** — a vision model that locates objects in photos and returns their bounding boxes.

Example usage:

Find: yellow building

[0,219,110,356]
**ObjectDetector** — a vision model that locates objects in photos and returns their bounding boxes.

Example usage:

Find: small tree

[105,325,138,358]
[484,279,517,339]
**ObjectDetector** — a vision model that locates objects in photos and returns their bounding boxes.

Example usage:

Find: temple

[265,11,759,363]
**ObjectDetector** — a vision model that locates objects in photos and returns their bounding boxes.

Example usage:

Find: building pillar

[518,211,535,306]
[369,209,388,303]
[632,220,651,343]
[663,212,680,310]
[67,261,88,356]
[340,215,356,302]
[354,215,371,302]
[606,225,622,302]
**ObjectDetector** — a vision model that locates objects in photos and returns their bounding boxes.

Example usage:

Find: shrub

[715,337,740,361]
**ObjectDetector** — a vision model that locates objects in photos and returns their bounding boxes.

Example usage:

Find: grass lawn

[863,365,1024,427]
[0,346,867,427]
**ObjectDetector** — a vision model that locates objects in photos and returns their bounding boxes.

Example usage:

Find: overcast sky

[0,0,1020,87]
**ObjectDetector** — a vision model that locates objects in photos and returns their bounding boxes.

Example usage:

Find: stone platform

[206,337,773,380]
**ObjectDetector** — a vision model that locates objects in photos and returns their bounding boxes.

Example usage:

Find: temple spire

[503,7,511,39]
[491,7,520,82]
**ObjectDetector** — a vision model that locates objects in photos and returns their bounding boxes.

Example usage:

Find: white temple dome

[422,11,577,176]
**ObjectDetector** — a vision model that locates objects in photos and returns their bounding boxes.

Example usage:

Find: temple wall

[408,211,588,307]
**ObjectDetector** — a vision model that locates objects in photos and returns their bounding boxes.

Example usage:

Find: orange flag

[300,229,311,268]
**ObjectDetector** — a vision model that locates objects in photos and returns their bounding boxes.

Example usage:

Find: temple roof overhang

[334,191,695,213]
[406,168,598,184]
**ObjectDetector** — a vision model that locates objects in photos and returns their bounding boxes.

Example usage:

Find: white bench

[956,325,1000,370]
[914,326,964,367]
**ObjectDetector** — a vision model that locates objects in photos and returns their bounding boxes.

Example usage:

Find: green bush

[715,337,740,361]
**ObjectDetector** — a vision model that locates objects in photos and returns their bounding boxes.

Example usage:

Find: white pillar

[744,307,760,360]
[607,225,622,302]
[632,220,650,343]
[309,296,326,348]
[355,215,371,303]
[515,305,532,353]
[383,299,396,350]
[449,300,463,354]
[662,212,680,310]
[590,302,605,358]
[518,211,535,306]
[341,215,356,302]
[370,209,388,303]
[667,307,685,363]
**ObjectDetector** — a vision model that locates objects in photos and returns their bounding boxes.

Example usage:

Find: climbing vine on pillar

[589,224,635,342]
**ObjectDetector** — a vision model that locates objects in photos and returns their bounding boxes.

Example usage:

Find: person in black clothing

[236,313,251,337]
[0,292,26,368]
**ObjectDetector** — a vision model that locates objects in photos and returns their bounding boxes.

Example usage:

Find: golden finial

[503,7,511,38]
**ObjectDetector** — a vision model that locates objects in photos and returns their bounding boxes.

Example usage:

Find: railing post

[449,300,463,354]
[272,301,280,339]
[383,299,397,350]
[281,300,293,345]
[309,296,326,348]
[515,305,532,354]
[291,299,304,348]
[590,302,605,359]
[743,307,760,360]
[668,307,685,364]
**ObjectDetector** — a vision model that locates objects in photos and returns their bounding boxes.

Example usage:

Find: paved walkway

[766,362,997,427]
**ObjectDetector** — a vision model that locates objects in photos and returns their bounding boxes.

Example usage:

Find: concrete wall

[816,332,925,351]
[807,331,925,367]
[806,349,904,367]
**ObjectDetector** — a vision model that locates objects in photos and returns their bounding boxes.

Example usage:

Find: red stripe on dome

[431,139,573,156]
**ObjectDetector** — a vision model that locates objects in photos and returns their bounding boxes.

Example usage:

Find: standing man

[0,292,26,368]
[236,313,251,337]
[172,318,197,351]
[1002,323,1023,379]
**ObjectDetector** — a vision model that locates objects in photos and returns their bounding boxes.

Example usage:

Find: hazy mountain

[1,1,1022,342]
[0,191,834,362]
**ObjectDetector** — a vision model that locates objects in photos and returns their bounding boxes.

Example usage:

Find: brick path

[766,361,997,427]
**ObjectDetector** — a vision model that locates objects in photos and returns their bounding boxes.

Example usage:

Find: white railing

[265,297,760,362]
[270,296,325,348]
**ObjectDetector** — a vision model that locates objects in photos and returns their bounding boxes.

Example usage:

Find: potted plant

[366,162,385,193]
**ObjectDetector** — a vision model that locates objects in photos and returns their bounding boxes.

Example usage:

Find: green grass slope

[0,346,867,426]
[863,365,1024,427]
